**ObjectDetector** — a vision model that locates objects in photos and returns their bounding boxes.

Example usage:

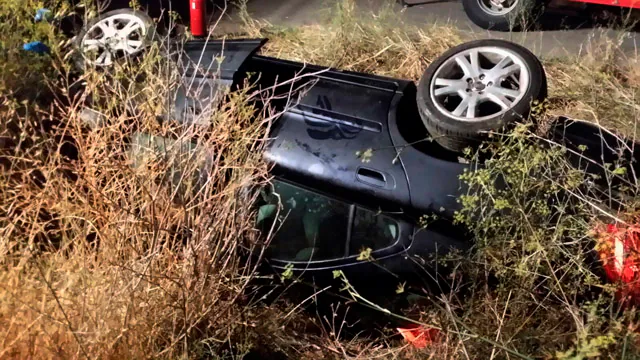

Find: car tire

[73,9,156,70]
[417,39,547,153]
[462,0,544,31]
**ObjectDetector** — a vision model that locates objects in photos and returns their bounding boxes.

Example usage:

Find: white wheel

[76,9,155,68]
[417,40,547,153]
[430,46,530,121]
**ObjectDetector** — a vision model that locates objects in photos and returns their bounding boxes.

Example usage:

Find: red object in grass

[595,222,640,303]
[397,326,440,349]
[190,0,206,37]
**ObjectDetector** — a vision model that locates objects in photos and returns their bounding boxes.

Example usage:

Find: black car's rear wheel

[417,39,547,153]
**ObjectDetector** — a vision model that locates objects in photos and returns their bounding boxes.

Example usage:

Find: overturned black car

[101,37,639,311]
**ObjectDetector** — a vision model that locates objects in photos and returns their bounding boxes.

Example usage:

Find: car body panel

[173,39,267,124]
[259,64,414,213]
[115,37,640,323]
[244,53,470,218]
[567,0,640,9]
[550,116,640,191]
[387,82,470,218]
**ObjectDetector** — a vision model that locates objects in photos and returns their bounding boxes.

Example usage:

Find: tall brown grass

[0,3,303,357]
[2,0,640,359]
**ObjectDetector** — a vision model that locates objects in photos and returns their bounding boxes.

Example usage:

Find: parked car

[462,0,640,31]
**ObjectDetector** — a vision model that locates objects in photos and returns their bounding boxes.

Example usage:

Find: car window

[257,180,349,262]
[349,208,399,256]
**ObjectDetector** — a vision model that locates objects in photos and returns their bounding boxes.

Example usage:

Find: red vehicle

[463,0,640,30]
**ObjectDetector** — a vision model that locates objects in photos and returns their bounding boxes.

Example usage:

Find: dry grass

[0,70,270,359]
[2,0,640,359]
[238,0,462,80]
[545,39,640,137]
[0,3,396,355]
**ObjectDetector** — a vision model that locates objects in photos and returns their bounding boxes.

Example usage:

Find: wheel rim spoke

[455,55,477,78]
[96,51,108,65]
[485,56,513,80]
[486,91,512,110]
[124,40,143,53]
[434,78,468,96]
[127,40,143,49]
[83,39,103,52]
[105,18,116,35]
[493,56,511,71]
[97,22,112,37]
[96,51,112,66]
[121,21,142,36]
[452,96,470,117]
[479,0,519,15]
[104,52,113,65]
[494,63,520,80]
[452,94,479,118]
[490,86,520,99]
[470,50,481,76]
[83,39,101,46]
[465,95,478,118]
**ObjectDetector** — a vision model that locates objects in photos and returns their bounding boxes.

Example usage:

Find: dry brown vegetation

[0,47,277,360]
[2,0,640,359]
[0,2,312,358]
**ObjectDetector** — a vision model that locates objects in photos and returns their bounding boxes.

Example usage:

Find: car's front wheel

[417,39,547,153]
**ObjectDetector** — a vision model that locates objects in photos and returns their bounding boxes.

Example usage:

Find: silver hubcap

[478,0,519,16]
[430,46,530,121]
[81,14,147,66]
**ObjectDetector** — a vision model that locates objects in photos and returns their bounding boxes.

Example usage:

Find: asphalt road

[214,0,640,59]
